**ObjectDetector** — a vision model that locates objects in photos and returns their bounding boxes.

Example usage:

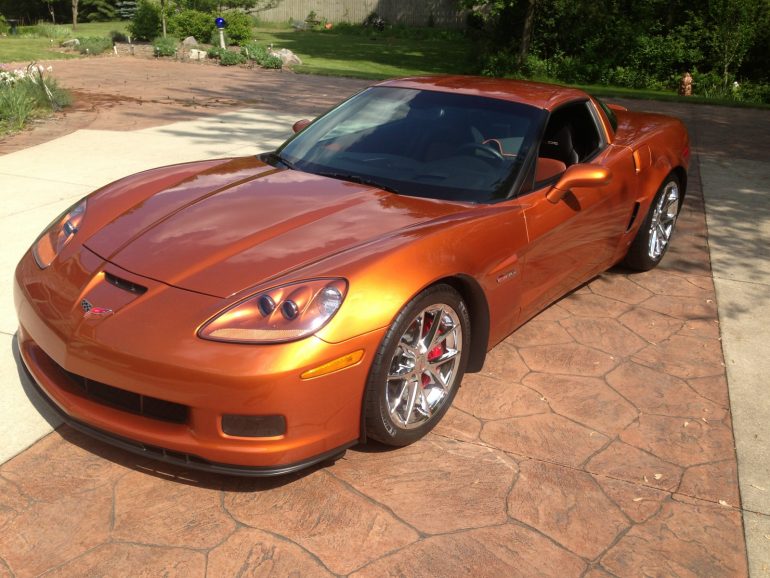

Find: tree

[460,0,539,67]
[45,0,56,23]
[72,0,78,29]
[708,0,764,86]
[81,0,118,21]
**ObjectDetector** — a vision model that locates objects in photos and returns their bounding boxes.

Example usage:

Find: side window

[540,102,604,165]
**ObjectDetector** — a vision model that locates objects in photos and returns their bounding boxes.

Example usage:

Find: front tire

[364,284,470,446]
[623,174,682,271]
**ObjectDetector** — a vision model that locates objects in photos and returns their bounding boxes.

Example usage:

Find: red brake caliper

[422,314,444,387]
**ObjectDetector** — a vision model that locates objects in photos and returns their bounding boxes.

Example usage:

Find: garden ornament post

[215,17,226,49]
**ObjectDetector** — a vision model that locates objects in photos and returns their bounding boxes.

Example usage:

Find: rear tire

[623,174,682,271]
[364,284,470,446]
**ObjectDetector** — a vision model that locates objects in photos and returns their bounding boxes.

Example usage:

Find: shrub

[129,0,161,41]
[0,14,9,35]
[362,12,386,31]
[153,35,178,57]
[168,9,213,43]
[241,41,267,63]
[217,11,253,46]
[109,30,128,43]
[36,24,74,39]
[0,88,35,131]
[218,50,246,66]
[261,54,282,69]
[0,65,70,134]
[735,81,770,104]
[77,37,113,55]
[206,46,223,59]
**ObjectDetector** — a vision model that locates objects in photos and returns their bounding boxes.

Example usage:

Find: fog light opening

[221,414,286,438]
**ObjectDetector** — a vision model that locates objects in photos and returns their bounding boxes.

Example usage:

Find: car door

[518,100,634,319]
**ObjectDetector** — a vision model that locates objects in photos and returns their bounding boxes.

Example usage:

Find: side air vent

[626,202,640,232]
[105,272,147,295]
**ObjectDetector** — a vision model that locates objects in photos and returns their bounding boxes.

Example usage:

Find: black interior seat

[541,125,579,166]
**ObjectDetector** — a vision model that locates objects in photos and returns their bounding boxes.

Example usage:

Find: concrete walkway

[614,99,770,577]
[0,98,767,576]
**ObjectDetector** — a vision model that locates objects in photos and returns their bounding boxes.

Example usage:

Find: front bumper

[15,246,385,473]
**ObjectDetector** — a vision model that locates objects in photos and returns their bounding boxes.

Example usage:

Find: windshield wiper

[316,171,399,194]
[264,151,296,170]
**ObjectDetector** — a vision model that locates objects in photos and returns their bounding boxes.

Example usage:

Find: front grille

[62,369,188,424]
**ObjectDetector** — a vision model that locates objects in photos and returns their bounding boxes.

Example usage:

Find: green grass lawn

[0,22,128,64]
[2,21,762,109]
[251,27,475,80]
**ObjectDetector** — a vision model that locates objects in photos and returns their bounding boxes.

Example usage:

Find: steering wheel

[455,142,505,163]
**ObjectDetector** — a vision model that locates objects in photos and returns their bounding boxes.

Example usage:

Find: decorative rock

[61,38,79,48]
[268,47,302,66]
[188,48,207,61]
[182,36,198,46]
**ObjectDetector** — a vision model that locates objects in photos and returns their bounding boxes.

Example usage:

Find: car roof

[375,76,589,111]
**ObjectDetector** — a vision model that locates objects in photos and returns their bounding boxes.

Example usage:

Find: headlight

[32,199,87,269]
[199,278,347,344]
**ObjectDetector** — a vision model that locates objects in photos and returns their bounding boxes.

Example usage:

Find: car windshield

[275,86,545,203]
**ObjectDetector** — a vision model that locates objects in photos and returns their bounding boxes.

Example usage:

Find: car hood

[84,159,466,298]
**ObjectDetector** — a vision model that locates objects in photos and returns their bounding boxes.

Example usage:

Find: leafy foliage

[260,54,282,69]
[216,10,253,45]
[168,9,213,42]
[152,34,178,56]
[128,0,161,41]
[218,49,246,65]
[81,0,117,22]
[76,36,113,53]
[240,41,267,62]
[109,29,128,42]
[464,0,770,102]
[116,0,137,19]
[0,64,70,134]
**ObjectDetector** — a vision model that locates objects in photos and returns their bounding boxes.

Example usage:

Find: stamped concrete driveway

[0,60,765,576]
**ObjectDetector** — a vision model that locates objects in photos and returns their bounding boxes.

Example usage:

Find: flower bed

[0,64,70,135]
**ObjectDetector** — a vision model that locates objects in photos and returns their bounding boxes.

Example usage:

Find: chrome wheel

[385,303,463,430]
[647,180,680,260]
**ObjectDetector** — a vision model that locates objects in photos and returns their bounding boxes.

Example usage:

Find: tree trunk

[71,0,78,31]
[517,0,537,66]
[161,0,167,38]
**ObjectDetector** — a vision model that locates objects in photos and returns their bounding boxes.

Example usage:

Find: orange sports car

[15,76,689,475]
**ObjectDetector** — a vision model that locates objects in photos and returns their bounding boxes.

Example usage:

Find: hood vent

[105,272,147,295]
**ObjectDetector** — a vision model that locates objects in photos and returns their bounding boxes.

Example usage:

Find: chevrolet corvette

[15,76,689,475]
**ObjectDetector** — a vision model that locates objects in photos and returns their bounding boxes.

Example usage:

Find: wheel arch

[434,274,490,374]
[357,273,491,444]
[671,165,687,199]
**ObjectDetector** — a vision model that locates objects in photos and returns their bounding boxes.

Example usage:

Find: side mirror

[292,119,311,133]
[546,164,612,204]
[535,157,567,183]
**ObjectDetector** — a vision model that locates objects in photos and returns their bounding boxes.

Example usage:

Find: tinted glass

[277,87,545,203]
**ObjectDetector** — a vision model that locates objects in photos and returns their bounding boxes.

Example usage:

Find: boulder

[182,36,198,46]
[268,47,302,66]
[188,48,207,61]
[61,38,80,48]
